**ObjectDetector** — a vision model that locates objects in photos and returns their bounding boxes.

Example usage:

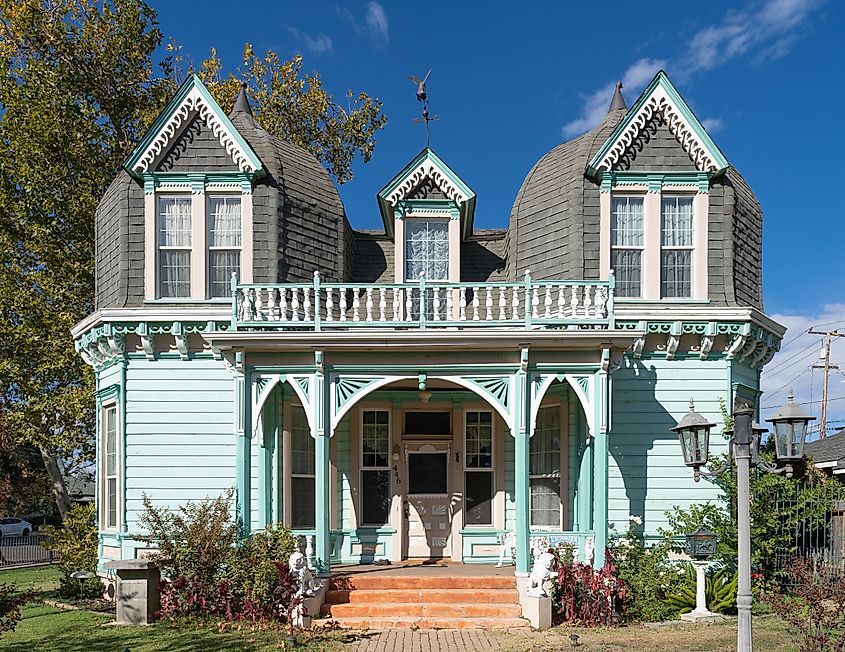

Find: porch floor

[330,561,516,579]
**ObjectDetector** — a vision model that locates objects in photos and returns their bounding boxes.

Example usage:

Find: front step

[323,573,529,629]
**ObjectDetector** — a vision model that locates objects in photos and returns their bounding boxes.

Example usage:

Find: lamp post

[671,391,814,652]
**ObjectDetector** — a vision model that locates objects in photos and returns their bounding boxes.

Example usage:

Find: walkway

[346,628,524,651]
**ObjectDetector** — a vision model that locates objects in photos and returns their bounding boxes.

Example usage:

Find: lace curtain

[208,197,242,297]
[661,197,693,297]
[661,197,693,246]
[611,197,644,247]
[405,219,449,281]
[158,198,192,298]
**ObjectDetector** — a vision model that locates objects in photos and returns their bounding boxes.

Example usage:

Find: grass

[0,565,61,594]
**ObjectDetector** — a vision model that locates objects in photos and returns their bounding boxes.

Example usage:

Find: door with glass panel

[404,218,449,320]
[404,442,452,558]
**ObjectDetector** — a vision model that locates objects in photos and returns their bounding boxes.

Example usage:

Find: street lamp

[672,390,815,652]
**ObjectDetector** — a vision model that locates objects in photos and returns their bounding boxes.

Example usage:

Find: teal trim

[258,384,279,528]
[576,409,593,561]
[586,71,729,177]
[615,298,711,304]
[591,369,609,568]
[235,370,251,535]
[143,299,232,305]
[375,147,477,236]
[598,172,712,193]
[513,360,531,574]
[124,74,265,180]
[314,371,331,575]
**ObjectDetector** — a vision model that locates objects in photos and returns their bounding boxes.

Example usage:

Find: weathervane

[408,69,438,147]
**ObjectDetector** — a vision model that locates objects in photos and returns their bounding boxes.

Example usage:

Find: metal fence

[770,478,845,584]
[0,534,57,568]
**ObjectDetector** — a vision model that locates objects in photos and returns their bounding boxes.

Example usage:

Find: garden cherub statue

[526,547,557,598]
[288,536,319,598]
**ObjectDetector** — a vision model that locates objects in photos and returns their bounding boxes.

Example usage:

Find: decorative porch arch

[251,372,315,437]
[529,372,596,437]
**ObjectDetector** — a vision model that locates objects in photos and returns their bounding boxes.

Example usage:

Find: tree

[0,1,386,520]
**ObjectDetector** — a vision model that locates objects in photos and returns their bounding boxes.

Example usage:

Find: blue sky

[151,0,844,427]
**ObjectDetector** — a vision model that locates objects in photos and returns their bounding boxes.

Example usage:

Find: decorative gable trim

[124,75,264,178]
[586,71,729,177]
[377,148,476,237]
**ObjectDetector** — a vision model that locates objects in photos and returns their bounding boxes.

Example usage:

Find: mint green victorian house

[73,71,783,580]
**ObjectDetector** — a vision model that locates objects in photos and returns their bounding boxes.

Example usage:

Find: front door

[404,442,452,558]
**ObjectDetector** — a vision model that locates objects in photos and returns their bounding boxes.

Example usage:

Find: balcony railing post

[607,268,616,329]
[313,271,321,332]
[230,272,239,330]
[419,273,427,330]
[524,269,532,329]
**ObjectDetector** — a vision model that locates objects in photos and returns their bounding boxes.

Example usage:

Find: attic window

[158,197,192,298]
[610,196,644,298]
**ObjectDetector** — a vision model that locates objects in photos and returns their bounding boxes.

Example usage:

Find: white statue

[289,539,317,598]
[496,531,516,567]
[526,549,556,598]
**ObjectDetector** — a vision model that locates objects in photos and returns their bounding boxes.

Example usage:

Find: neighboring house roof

[65,475,95,502]
[804,429,845,471]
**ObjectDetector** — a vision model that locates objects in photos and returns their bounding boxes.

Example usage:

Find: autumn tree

[0,1,386,520]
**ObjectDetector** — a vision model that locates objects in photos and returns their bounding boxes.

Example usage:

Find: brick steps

[323,573,529,629]
[325,588,519,604]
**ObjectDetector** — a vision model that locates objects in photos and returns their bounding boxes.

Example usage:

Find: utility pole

[809,329,844,438]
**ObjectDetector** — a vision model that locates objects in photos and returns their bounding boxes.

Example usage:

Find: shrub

[611,518,685,622]
[139,489,238,582]
[666,563,738,615]
[228,526,298,609]
[42,502,101,599]
[554,550,628,626]
[766,558,845,652]
[0,583,34,637]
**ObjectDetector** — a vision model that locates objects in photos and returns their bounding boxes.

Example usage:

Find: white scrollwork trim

[131,87,257,174]
[386,159,467,207]
[596,87,720,173]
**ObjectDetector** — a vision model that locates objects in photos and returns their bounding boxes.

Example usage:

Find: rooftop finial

[233,82,253,116]
[608,81,627,113]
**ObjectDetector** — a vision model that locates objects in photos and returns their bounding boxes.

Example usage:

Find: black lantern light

[685,525,717,561]
[765,389,815,463]
[671,399,716,472]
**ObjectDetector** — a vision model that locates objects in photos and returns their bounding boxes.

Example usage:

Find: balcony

[230,271,615,331]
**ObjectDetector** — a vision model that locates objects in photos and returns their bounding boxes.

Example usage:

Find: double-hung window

[158,197,192,298]
[610,196,644,298]
[290,405,315,529]
[207,196,242,298]
[530,406,561,528]
[464,411,493,526]
[405,219,449,319]
[661,196,694,298]
[102,404,119,530]
[360,410,390,526]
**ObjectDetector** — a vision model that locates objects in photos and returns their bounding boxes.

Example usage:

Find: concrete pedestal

[516,575,552,629]
[104,560,160,625]
[680,560,722,623]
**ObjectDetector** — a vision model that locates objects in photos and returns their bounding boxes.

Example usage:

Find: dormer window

[207,196,242,298]
[660,196,693,298]
[610,196,644,298]
[404,219,449,282]
[158,196,193,298]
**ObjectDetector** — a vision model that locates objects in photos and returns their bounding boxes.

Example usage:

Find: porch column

[258,385,280,528]
[313,360,331,575]
[591,356,610,568]
[234,357,251,535]
[514,356,531,575]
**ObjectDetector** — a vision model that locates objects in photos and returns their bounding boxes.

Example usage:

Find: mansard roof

[376,147,476,238]
[123,74,266,178]
[586,71,729,177]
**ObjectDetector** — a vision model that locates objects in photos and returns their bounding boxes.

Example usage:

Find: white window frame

[100,401,120,531]
[610,194,645,299]
[660,195,695,299]
[288,402,315,529]
[600,184,708,301]
[206,194,243,299]
[529,403,565,529]
[359,409,391,527]
[144,185,253,301]
[463,409,495,528]
[156,194,193,299]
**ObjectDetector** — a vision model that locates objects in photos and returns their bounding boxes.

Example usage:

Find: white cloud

[561,0,824,138]
[761,304,845,435]
[561,58,666,138]
[287,27,333,55]
[338,2,389,48]
[701,117,724,133]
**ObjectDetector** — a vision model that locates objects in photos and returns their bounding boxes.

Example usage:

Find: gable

[406,177,448,200]
[587,71,728,177]
[154,115,240,172]
[611,113,698,171]
[125,75,264,178]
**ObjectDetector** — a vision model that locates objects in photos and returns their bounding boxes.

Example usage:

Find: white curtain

[661,197,693,246]
[208,197,242,247]
[159,197,192,246]
[611,197,644,246]
[405,219,449,280]
[158,198,192,298]
[530,406,562,527]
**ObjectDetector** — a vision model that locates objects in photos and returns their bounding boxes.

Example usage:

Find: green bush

[138,489,238,582]
[666,563,737,615]
[610,518,685,623]
[42,503,101,600]
[228,526,298,606]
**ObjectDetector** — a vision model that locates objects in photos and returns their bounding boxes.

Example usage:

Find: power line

[766,366,812,401]
[763,342,820,377]
[762,395,845,410]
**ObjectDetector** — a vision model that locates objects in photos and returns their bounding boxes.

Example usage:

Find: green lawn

[0,564,61,594]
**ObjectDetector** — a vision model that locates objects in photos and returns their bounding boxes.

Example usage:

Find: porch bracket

[330,374,405,433]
